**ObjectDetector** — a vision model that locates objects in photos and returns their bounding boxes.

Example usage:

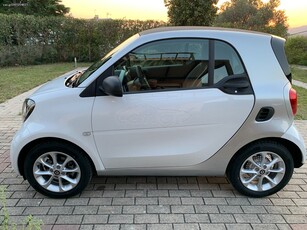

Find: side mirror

[100,76,123,97]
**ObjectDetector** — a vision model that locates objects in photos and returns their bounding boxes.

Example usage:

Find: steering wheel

[135,66,151,90]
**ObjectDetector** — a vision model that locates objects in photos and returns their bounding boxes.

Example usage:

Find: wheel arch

[18,137,97,178]
[226,137,303,177]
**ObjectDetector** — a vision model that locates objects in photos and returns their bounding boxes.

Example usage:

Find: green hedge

[285,36,307,66]
[0,14,165,66]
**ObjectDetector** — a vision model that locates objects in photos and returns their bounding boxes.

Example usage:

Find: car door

[91,38,255,169]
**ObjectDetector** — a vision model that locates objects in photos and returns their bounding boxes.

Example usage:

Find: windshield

[77,34,139,86]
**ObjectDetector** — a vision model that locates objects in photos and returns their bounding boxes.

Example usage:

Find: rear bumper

[282,123,307,165]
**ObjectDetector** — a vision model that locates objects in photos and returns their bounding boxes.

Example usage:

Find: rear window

[271,36,292,82]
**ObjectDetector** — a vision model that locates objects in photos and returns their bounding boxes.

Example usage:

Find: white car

[10,27,306,198]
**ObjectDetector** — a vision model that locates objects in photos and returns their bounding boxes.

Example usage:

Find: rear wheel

[227,141,294,197]
[24,142,92,198]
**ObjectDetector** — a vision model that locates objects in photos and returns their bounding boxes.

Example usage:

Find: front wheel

[227,141,294,198]
[24,142,92,198]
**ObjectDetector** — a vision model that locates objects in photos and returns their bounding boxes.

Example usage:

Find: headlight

[22,98,35,121]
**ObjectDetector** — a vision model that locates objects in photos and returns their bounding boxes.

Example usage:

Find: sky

[62,0,307,28]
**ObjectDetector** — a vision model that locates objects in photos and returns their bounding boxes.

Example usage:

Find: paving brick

[147,224,172,230]
[89,198,112,205]
[277,191,300,199]
[123,205,146,214]
[125,190,146,197]
[159,197,181,205]
[147,205,170,214]
[158,184,178,190]
[226,198,250,205]
[292,199,307,206]
[120,224,145,230]
[258,214,286,223]
[23,206,49,215]
[226,224,252,230]
[48,207,74,215]
[169,190,190,197]
[159,214,184,223]
[248,198,272,206]
[137,184,157,190]
[242,205,267,214]
[115,184,136,190]
[135,214,159,223]
[56,215,83,225]
[184,214,210,223]
[112,198,135,205]
[270,198,296,206]
[79,190,103,198]
[171,205,195,214]
[136,198,158,205]
[219,205,243,214]
[73,206,98,214]
[174,223,200,230]
[204,198,227,205]
[291,224,307,230]
[234,214,261,223]
[16,198,42,207]
[190,190,212,197]
[108,214,134,224]
[10,191,36,199]
[212,190,235,197]
[147,190,169,197]
[199,224,226,230]
[178,184,199,190]
[98,206,122,214]
[103,190,125,198]
[194,205,219,214]
[251,224,278,230]
[265,206,291,214]
[1,206,24,217]
[283,215,307,223]
[288,207,307,214]
[52,225,80,230]
[181,197,204,205]
[40,199,66,206]
[64,198,89,206]
[82,215,108,224]
[32,215,57,225]
[209,214,236,223]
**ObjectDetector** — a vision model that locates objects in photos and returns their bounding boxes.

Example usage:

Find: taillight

[289,88,297,115]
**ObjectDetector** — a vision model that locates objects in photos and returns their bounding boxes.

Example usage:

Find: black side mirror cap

[100,76,123,97]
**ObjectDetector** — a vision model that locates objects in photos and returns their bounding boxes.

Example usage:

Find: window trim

[80,37,252,97]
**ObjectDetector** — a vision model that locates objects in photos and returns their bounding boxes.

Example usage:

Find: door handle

[223,80,249,89]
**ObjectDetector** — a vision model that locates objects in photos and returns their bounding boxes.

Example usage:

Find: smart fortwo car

[10,27,306,198]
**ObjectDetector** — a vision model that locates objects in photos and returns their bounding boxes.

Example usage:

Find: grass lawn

[295,85,307,120]
[291,66,307,83]
[0,63,91,103]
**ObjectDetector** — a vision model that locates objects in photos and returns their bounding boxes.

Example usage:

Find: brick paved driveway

[1,88,307,230]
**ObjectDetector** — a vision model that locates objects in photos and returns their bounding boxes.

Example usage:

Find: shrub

[285,36,307,66]
[0,14,166,66]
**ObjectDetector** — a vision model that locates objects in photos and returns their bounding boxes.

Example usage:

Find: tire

[227,141,294,198]
[24,141,92,198]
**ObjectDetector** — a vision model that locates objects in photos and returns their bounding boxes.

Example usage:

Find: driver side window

[113,39,209,92]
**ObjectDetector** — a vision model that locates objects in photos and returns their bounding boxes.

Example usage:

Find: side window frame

[81,37,253,97]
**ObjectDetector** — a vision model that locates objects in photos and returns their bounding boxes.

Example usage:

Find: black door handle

[223,80,249,89]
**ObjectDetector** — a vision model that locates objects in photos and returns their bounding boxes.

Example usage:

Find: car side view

[10,27,306,198]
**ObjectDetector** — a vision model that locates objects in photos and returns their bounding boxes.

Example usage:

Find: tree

[215,0,288,37]
[164,0,218,26]
[0,0,70,16]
